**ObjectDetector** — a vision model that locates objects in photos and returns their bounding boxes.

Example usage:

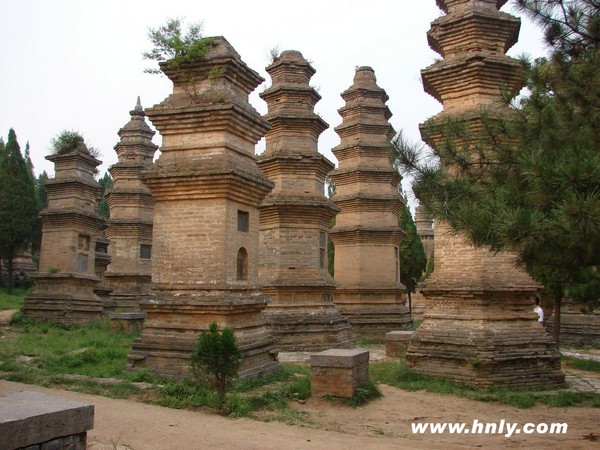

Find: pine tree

[393,1,600,345]
[0,137,5,283]
[190,321,242,409]
[398,199,427,317]
[0,129,38,292]
[24,142,34,180]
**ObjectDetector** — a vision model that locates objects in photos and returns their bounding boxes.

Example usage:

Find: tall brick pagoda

[24,137,106,324]
[127,37,278,378]
[415,203,434,262]
[329,67,412,341]
[104,98,157,312]
[258,50,353,351]
[405,0,564,388]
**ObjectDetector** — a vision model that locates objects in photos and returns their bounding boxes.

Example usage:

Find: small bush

[190,322,242,407]
[143,18,213,74]
[49,131,100,158]
[13,273,34,289]
[285,376,311,400]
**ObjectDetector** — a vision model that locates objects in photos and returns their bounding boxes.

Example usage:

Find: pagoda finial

[131,96,144,117]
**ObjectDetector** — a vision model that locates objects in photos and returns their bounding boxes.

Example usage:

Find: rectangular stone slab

[0,391,94,450]
[310,349,369,368]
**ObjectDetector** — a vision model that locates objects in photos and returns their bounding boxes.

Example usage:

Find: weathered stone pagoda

[415,203,434,262]
[257,50,353,351]
[24,138,106,324]
[127,37,278,378]
[406,0,564,388]
[329,67,412,341]
[104,98,157,312]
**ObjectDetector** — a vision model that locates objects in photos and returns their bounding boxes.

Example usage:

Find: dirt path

[2,380,599,449]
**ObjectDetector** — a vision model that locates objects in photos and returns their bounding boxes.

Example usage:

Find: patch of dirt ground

[1,378,599,449]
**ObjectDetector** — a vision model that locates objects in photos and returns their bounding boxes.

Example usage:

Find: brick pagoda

[104,98,157,312]
[127,37,278,378]
[24,137,106,324]
[258,50,353,351]
[415,203,434,262]
[329,67,412,341]
[405,0,564,388]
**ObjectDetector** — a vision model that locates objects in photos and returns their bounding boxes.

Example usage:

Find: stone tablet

[0,391,94,450]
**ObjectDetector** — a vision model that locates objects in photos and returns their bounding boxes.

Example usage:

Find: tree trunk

[6,249,13,294]
[408,290,412,317]
[552,296,562,348]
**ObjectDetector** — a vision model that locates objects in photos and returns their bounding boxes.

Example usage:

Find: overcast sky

[1,0,547,195]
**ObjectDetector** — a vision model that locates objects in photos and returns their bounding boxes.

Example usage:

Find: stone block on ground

[310,349,369,398]
[0,391,94,450]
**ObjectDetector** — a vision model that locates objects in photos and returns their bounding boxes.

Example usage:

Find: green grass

[0,318,139,383]
[322,380,382,407]
[2,311,598,424]
[563,356,600,372]
[0,287,30,310]
[370,360,600,408]
[154,364,313,421]
[0,316,313,421]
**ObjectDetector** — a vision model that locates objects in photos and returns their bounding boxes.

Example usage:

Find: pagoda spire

[104,97,158,313]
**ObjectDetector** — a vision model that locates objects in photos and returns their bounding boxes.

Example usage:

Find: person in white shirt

[533,296,544,325]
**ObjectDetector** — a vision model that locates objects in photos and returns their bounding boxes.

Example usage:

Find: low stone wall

[546,309,600,347]
[0,391,94,450]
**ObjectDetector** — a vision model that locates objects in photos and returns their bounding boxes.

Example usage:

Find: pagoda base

[127,287,279,379]
[262,286,354,351]
[334,288,413,342]
[406,289,565,389]
[105,273,152,312]
[23,273,104,325]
